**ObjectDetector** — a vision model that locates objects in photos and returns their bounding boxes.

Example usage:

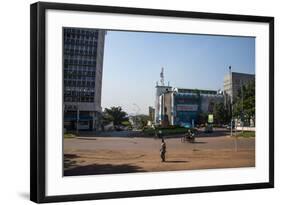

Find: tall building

[63,28,106,131]
[148,106,155,122]
[224,71,255,103]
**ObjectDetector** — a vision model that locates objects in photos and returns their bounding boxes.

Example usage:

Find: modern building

[154,68,224,127]
[153,68,255,127]
[223,71,255,103]
[63,28,106,131]
[156,88,224,126]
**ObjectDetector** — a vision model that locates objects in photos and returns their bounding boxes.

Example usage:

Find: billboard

[208,114,214,123]
[176,104,198,111]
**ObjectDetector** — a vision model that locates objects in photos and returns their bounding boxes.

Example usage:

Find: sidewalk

[236,126,255,131]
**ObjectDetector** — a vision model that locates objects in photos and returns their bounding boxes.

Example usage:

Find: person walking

[160,138,167,162]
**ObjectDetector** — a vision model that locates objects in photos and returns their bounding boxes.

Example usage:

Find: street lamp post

[229,66,233,137]
[133,103,141,129]
[76,88,80,135]
[76,103,79,135]
[229,66,237,151]
[240,80,244,133]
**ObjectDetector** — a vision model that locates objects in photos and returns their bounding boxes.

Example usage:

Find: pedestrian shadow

[76,137,97,140]
[164,160,189,163]
[191,141,207,144]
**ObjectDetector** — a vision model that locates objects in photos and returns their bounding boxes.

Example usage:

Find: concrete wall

[94,30,106,113]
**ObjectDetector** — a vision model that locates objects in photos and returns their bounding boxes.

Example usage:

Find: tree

[233,80,255,126]
[103,106,128,126]
[138,115,150,128]
[213,102,230,125]
[197,112,208,125]
[130,114,150,129]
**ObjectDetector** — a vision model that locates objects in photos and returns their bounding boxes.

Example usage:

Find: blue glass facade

[174,93,200,125]
[156,88,224,127]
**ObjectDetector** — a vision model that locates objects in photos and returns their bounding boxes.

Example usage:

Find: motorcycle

[181,129,196,143]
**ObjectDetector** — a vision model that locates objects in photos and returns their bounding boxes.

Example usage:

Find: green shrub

[64,133,77,138]
[237,131,255,138]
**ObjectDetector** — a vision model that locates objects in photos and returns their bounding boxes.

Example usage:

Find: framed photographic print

[30,1,274,203]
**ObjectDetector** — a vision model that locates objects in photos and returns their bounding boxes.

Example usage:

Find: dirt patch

[64,136,255,176]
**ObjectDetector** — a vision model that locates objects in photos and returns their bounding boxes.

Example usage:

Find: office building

[63,27,106,131]
[157,88,224,126]
[148,106,155,122]
[224,71,255,103]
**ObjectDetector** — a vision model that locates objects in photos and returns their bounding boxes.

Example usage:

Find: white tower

[154,67,172,124]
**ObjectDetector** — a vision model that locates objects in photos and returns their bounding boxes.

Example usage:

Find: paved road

[64,133,255,176]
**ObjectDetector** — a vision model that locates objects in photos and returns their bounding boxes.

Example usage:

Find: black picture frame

[30,2,274,203]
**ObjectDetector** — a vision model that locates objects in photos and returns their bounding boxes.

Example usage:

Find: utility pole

[229,66,233,137]
[240,80,244,133]
[76,89,80,135]
[229,66,237,151]
[133,103,141,129]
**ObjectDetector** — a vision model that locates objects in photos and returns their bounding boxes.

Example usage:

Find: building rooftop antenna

[160,67,165,86]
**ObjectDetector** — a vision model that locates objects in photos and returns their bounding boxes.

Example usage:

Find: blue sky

[101,30,255,115]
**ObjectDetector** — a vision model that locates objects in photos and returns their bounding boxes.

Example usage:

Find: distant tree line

[102,106,150,130]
